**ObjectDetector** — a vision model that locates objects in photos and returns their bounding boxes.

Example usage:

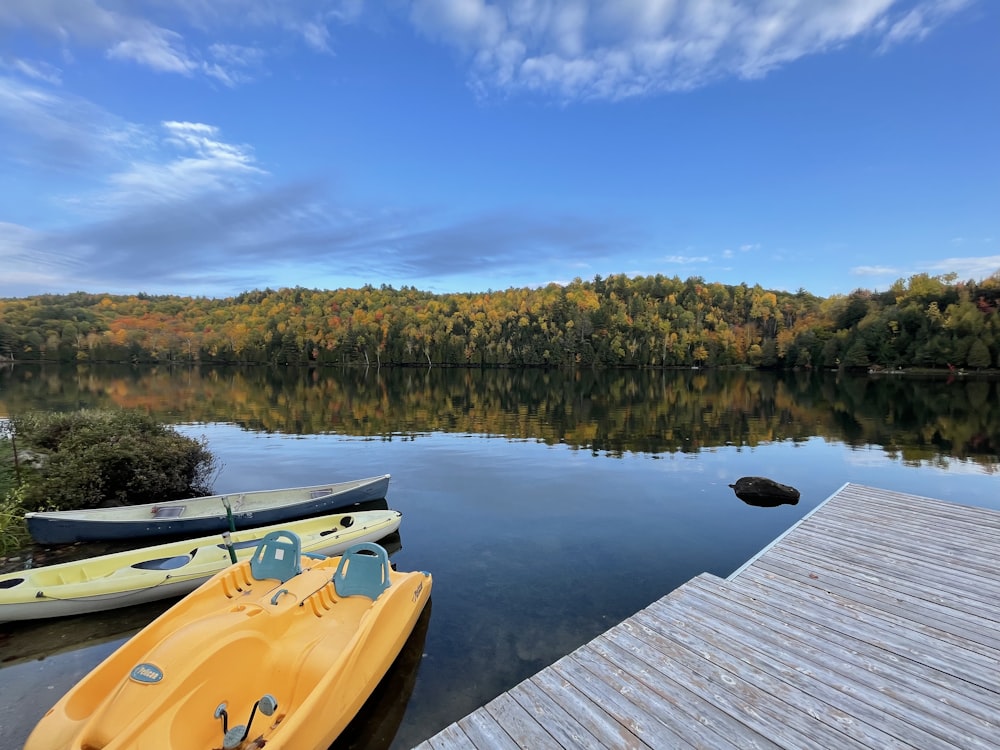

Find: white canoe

[25,474,391,544]
[0,509,402,623]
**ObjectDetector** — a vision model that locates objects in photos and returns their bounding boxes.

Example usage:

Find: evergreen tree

[967,339,991,369]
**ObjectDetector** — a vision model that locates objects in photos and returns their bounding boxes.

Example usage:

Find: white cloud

[0,74,146,169]
[0,221,42,264]
[664,254,708,264]
[0,222,85,295]
[105,27,197,75]
[920,255,1000,280]
[409,0,507,51]
[98,121,267,206]
[407,0,972,100]
[851,251,1000,284]
[0,0,357,85]
[0,0,203,75]
[0,79,267,208]
[1,57,63,85]
[0,2,973,99]
[209,43,266,69]
[851,265,899,276]
[0,75,634,298]
[298,21,331,52]
[878,0,971,51]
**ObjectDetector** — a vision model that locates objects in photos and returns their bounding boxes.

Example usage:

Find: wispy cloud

[0,0,359,86]
[0,222,85,297]
[0,74,146,171]
[1,56,62,84]
[0,98,267,208]
[0,2,972,99]
[205,43,267,86]
[1,89,634,297]
[407,0,971,100]
[851,254,1000,284]
[0,76,280,292]
[94,121,267,206]
[920,255,1000,280]
[878,0,972,51]
[0,49,636,297]
[851,265,900,276]
[664,254,709,264]
[105,25,198,75]
[0,0,201,75]
[5,193,635,297]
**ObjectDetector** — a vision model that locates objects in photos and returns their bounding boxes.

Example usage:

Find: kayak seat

[333,543,391,600]
[249,531,303,583]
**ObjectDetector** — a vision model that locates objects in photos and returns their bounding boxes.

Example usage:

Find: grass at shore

[0,439,30,555]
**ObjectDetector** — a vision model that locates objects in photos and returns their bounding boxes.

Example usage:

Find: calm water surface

[1,365,998,748]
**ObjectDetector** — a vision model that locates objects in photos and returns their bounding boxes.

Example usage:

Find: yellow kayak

[25,537,432,750]
[0,510,401,623]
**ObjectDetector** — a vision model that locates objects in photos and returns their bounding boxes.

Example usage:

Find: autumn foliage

[1,272,999,370]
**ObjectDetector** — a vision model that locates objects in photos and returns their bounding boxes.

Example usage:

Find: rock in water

[729,476,800,507]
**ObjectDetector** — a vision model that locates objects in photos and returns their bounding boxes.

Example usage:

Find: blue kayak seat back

[333,542,391,600]
[249,530,303,583]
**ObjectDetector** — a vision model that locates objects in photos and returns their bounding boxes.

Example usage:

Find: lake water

[1,364,998,748]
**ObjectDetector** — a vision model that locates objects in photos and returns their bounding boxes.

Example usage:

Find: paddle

[221,496,238,564]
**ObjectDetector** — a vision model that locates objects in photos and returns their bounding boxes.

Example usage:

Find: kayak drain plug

[215,694,278,749]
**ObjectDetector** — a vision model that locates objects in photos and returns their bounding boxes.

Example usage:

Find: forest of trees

[1,272,999,370]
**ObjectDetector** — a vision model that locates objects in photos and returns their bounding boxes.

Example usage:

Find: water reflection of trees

[1,365,996,468]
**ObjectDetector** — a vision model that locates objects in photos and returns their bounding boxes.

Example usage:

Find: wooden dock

[414,483,1000,749]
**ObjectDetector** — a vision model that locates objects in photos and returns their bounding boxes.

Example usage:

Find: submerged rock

[729,476,800,507]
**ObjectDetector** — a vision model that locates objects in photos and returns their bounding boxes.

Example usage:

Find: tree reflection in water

[1,365,997,466]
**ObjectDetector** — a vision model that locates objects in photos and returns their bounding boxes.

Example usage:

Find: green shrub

[8,409,215,512]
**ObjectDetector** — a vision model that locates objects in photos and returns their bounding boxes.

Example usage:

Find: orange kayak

[25,536,432,750]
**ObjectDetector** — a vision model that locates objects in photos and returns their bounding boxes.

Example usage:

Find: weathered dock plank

[754,549,1000,649]
[687,575,1000,739]
[737,566,1000,679]
[528,669,650,749]
[678,578,999,748]
[507,676,610,749]
[626,605,870,750]
[453,707,519,750]
[426,723,476,750]
[793,520,1000,597]
[413,484,1000,749]
[553,650,697,748]
[582,636,747,750]
[482,692,562,749]
[590,630,780,750]
[643,595,920,749]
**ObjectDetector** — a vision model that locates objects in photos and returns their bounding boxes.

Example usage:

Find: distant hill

[1,272,998,370]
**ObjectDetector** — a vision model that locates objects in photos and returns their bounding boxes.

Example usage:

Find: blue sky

[1,1,997,300]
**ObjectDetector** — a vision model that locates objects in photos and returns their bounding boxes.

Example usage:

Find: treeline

[1,272,999,369]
